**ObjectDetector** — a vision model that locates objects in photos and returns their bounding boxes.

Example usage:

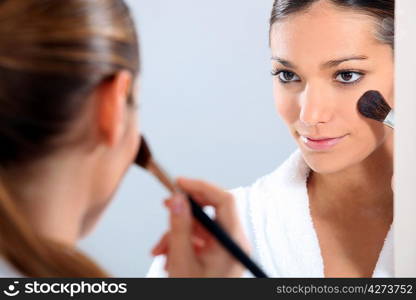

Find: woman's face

[270,1,394,174]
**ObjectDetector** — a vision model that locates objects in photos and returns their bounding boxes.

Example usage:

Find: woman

[0,0,247,277]
[149,0,394,277]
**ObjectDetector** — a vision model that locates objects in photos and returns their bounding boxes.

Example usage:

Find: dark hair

[0,0,139,277]
[270,0,394,48]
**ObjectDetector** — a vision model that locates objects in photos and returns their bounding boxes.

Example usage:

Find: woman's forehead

[270,5,380,62]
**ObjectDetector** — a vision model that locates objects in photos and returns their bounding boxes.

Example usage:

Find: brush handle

[187,195,268,278]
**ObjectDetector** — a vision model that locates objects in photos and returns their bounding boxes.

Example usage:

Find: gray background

[79,0,296,277]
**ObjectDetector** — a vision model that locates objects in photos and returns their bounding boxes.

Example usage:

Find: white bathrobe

[147,149,394,277]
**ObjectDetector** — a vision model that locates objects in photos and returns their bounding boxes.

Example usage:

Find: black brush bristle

[135,135,151,168]
[357,90,391,122]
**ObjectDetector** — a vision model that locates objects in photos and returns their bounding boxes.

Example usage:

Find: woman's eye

[335,71,363,84]
[273,70,300,83]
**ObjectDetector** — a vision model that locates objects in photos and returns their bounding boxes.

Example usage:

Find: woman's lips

[300,135,347,151]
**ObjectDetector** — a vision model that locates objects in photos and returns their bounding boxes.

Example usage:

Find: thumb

[167,193,198,276]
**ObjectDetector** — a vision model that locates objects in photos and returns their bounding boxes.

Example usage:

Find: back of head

[0,0,139,277]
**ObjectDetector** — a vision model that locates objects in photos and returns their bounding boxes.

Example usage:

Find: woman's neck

[2,151,95,247]
[307,136,393,221]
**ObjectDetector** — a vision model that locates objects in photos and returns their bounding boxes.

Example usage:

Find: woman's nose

[299,84,334,126]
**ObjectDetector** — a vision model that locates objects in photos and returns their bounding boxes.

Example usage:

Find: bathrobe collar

[247,149,393,277]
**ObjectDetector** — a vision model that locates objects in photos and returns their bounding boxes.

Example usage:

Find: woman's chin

[300,149,354,175]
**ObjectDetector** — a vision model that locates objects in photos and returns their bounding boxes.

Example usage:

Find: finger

[176,177,229,207]
[152,233,206,256]
[193,219,213,243]
[192,236,206,249]
[164,254,169,272]
[164,194,177,208]
[176,177,239,232]
[156,200,209,256]
[167,193,198,276]
[151,232,170,256]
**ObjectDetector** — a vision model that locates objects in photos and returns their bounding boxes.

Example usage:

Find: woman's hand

[151,177,250,277]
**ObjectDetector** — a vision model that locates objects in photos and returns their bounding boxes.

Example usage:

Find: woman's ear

[96,70,133,147]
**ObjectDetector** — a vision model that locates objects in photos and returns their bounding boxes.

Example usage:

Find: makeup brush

[357,90,394,129]
[135,135,268,278]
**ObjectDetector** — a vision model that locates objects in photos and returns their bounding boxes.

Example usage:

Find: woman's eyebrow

[322,55,369,68]
[271,55,368,69]
[271,57,296,68]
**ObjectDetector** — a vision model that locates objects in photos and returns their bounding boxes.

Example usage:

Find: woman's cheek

[354,117,386,153]
[274,94,299,124]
